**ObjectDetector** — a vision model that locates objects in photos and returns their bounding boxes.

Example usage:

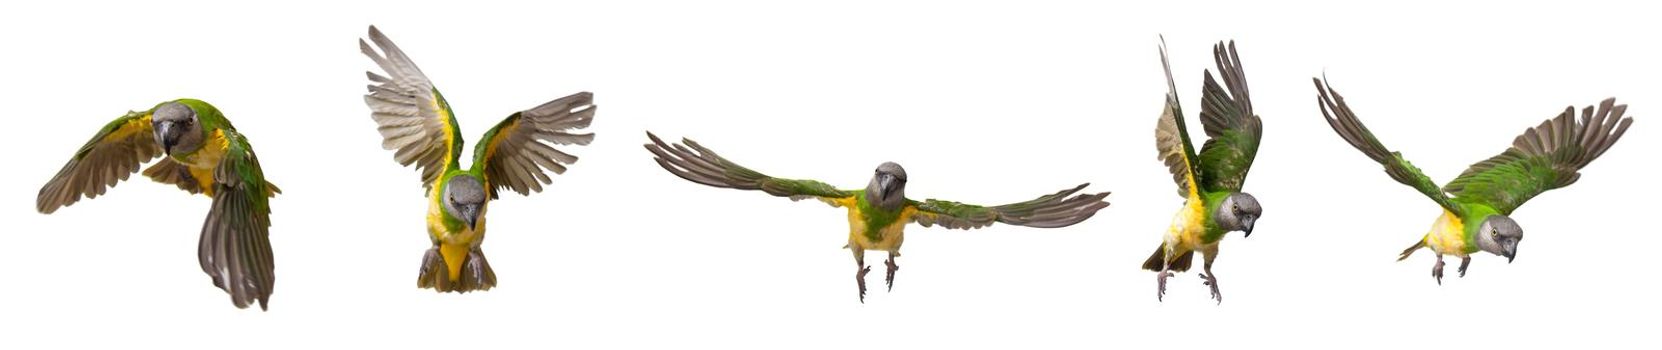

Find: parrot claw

[1457,257,1471,278]
[1199,273,1222,304]
[884,256,899,292]
[856,265,871,303]
[1156,270,1176,302]
[1432,258,1446,285]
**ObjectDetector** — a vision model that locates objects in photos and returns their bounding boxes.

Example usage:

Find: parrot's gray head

[1475,215,1523,263]
[151,102,203,157]
[443,175,487,229]
[1214,192,1262,237]
[866,162,908,210]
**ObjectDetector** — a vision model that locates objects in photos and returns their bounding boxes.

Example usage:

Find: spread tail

[1141,245,1193,272]
[418,246,497,293]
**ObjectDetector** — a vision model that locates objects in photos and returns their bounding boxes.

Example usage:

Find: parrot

[644,131,1111,302]
[37,99,280,310]
[1312,78,1633,284]
[358,26,597,293]
[1144,39,1264,304]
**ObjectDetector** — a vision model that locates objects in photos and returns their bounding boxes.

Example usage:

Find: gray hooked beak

[878,174,896,200]
[1242,215,1256,238]
[461,204,481,229]
[155,122,177,156]
[1504,243,1517,263]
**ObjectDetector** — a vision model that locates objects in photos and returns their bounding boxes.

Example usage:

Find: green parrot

[1313,78,1633,284]
[37,99,280,310]
[1144,39,1264,304]
[644,132,1111,302]
[359,26,597,293]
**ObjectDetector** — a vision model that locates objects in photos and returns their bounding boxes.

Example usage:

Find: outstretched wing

[37,110,163,213]
[197,131,277,310]
[911,184,1111,230]
[1314,78,1465,216]
[1194,41,1262,192]
[1154,38,1203,198]
[1444,98,1633,215]
[473,92,597,198]
[361,25,463,190]
[644,132,853,203]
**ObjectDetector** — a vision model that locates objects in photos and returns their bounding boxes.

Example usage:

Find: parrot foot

[884,256,899,292]
[1457,257,1471,278]
[1432,257,1446,285]
[856,265,871,303]
[1156,270,1176,302]
[1199,272,1222,304]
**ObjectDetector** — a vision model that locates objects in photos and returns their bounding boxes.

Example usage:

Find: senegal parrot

[37,99,280,310]
[1313,78,1633,284]
[359,26,597,292]
[644,132,1111,302]
[1145,39,1264,304]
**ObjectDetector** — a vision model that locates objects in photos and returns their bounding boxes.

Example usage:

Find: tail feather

[1141,245,1193,272]
[418,246,497,293]
[1397,240,1426,261]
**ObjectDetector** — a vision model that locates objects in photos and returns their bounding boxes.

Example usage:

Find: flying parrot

[359,26,597,293]
[37,99,280,310]
[644,132,1111,302]
[1312,78,1633,284]
[1144,39,1264,304]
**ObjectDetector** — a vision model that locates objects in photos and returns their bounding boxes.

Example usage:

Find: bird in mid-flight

[1145,39,1264,304]
[645,132,1110,302]
[359,25,597,292]
[1313,78,1632,284]
[39,99,280,310]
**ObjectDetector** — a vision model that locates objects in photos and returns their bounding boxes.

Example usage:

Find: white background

[3,1,1656,348]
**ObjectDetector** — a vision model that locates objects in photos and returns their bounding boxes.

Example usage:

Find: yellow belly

[1163,196,1208,251]
[846,205,914,252]
[426,199,488,280]
[1423,210,1467,256]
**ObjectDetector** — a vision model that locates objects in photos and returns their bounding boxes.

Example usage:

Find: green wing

[1154,38,1203,198]
[37,110,162,213]
[473,92,596,198]
[1314,78,1466,216]
[198,130,277,310]
[911,183,1111,230]
[361,25,464,190]
[1444,98,1633,215]
[644,132,852,203]
[1194,41,1262,192]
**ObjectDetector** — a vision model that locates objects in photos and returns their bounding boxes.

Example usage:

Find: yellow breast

[178,130,230,197]
[845,200,914,252]
[1164,193,1208,250]
[426,200,487,246]
[1424,210,1467,256]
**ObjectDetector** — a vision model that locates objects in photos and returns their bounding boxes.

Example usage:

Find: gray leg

[884,253,899,292]
[1157,246,1176,302]
[1432,254,1446,285]
[1458,256,1472,278]
[1199,245,1222,304]
[852,248,871,303]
